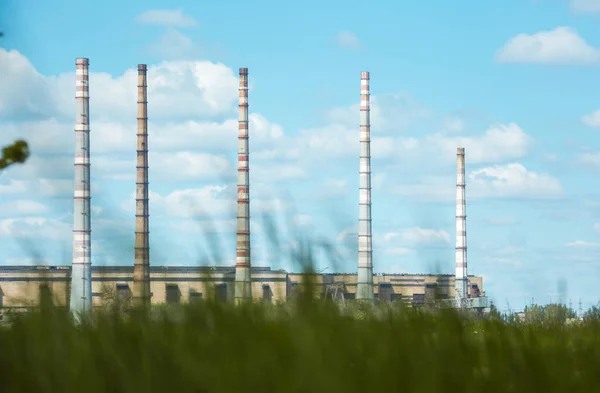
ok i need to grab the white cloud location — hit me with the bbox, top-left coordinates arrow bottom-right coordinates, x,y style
145,29 -> 201,60
135,8 -> 198,28
565,240 -> 600,247
0,50 -> 56,119
427,123 -> 532,164
318,179 -> 349,198
336,225 -> 357,243
0,48 -> 287,191
325,93 -> 431,132
292,214 -> 314,228
253,164 -> 306,182
571,0 -> 600,13
151,152 -> 233,181
0,49 -> 241,123
393,163 -> 562,201
0,179 -> 27,194
383,227 -> 451,248
581,109 -> 600,128
0,217 -> 71,240
469,163 -> 563,199
579,152 -> 600,169
336,31 -> 360,50
0,200 -> 48,216
442,115 -> 465,133
495,27 -> 600,65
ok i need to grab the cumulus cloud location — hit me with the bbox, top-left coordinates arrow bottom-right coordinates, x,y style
0,49 -> 242,123
393,163 -> 562,201
0,200 -> 49,217
427,123 -> 532,164
267,121 -> 530,169
336,31 -> 360,50
579,152 -> 600,170
325,93 -> 431,132
145,29 -> 201,60
469,163 -> 563,199
0,217 -> 71,240
571,0 -> 600,13
581,109 -> 600,127
442,115 -> 465,133
0,50 -> 57,119
0,48 -> 285,183
495,27 -> 600,65
135,8 -> 198,28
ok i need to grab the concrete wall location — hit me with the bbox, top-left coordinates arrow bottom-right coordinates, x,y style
0,266 -> 485,309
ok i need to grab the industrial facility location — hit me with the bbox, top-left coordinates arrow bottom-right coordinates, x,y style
0,59 -> 488,312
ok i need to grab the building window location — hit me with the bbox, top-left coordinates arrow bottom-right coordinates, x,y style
116,284 -> 131,302
215,284 -> 228,301
379,283 -> 393,302
166,284 -> 180,304
262,284 -> 272,302
189,290 -> 202,303
412,293 -> 425,306
425,283 -> 438,304
391,293 -> 404,303
39,283 -> 52,302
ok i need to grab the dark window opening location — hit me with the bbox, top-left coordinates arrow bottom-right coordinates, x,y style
425,283 -> 438,304
116,284 -> 131,301
215,284 -> 228,301
379,283 -> 393,302
39,283 -> 52,302
262,284 -> 272,302
412,293 -> 425,306
391,293 -> 404,302
166,284 -> 181,304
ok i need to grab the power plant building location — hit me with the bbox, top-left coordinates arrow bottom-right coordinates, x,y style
0,61 -> 489,313
0,266 -> 485,310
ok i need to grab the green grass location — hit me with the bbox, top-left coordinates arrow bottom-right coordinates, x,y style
1,288 -> 600,392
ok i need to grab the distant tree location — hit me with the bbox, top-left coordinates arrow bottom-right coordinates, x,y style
544,303 -> 576,324
0,140 -> 29,170
523,304 -> 545,324
521,303 -> 577,325
487,302 -> 503,320
583,305 -> 600,322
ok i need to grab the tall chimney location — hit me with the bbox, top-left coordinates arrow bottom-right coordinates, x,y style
70,57 -> 92,314
133,64 -> 151,306
455,147 -> 468,307
234,67 -> 252,302
356,71 -> 374,301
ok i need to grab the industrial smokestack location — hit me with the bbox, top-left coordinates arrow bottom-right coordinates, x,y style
234,67 -> 252,302
356,71 -> 374,301
133,64 -> 151,306
455,147 -> 468,307
70,57 -> 92,314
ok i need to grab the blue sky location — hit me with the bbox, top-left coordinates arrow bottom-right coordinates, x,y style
2,0 -> 600,312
